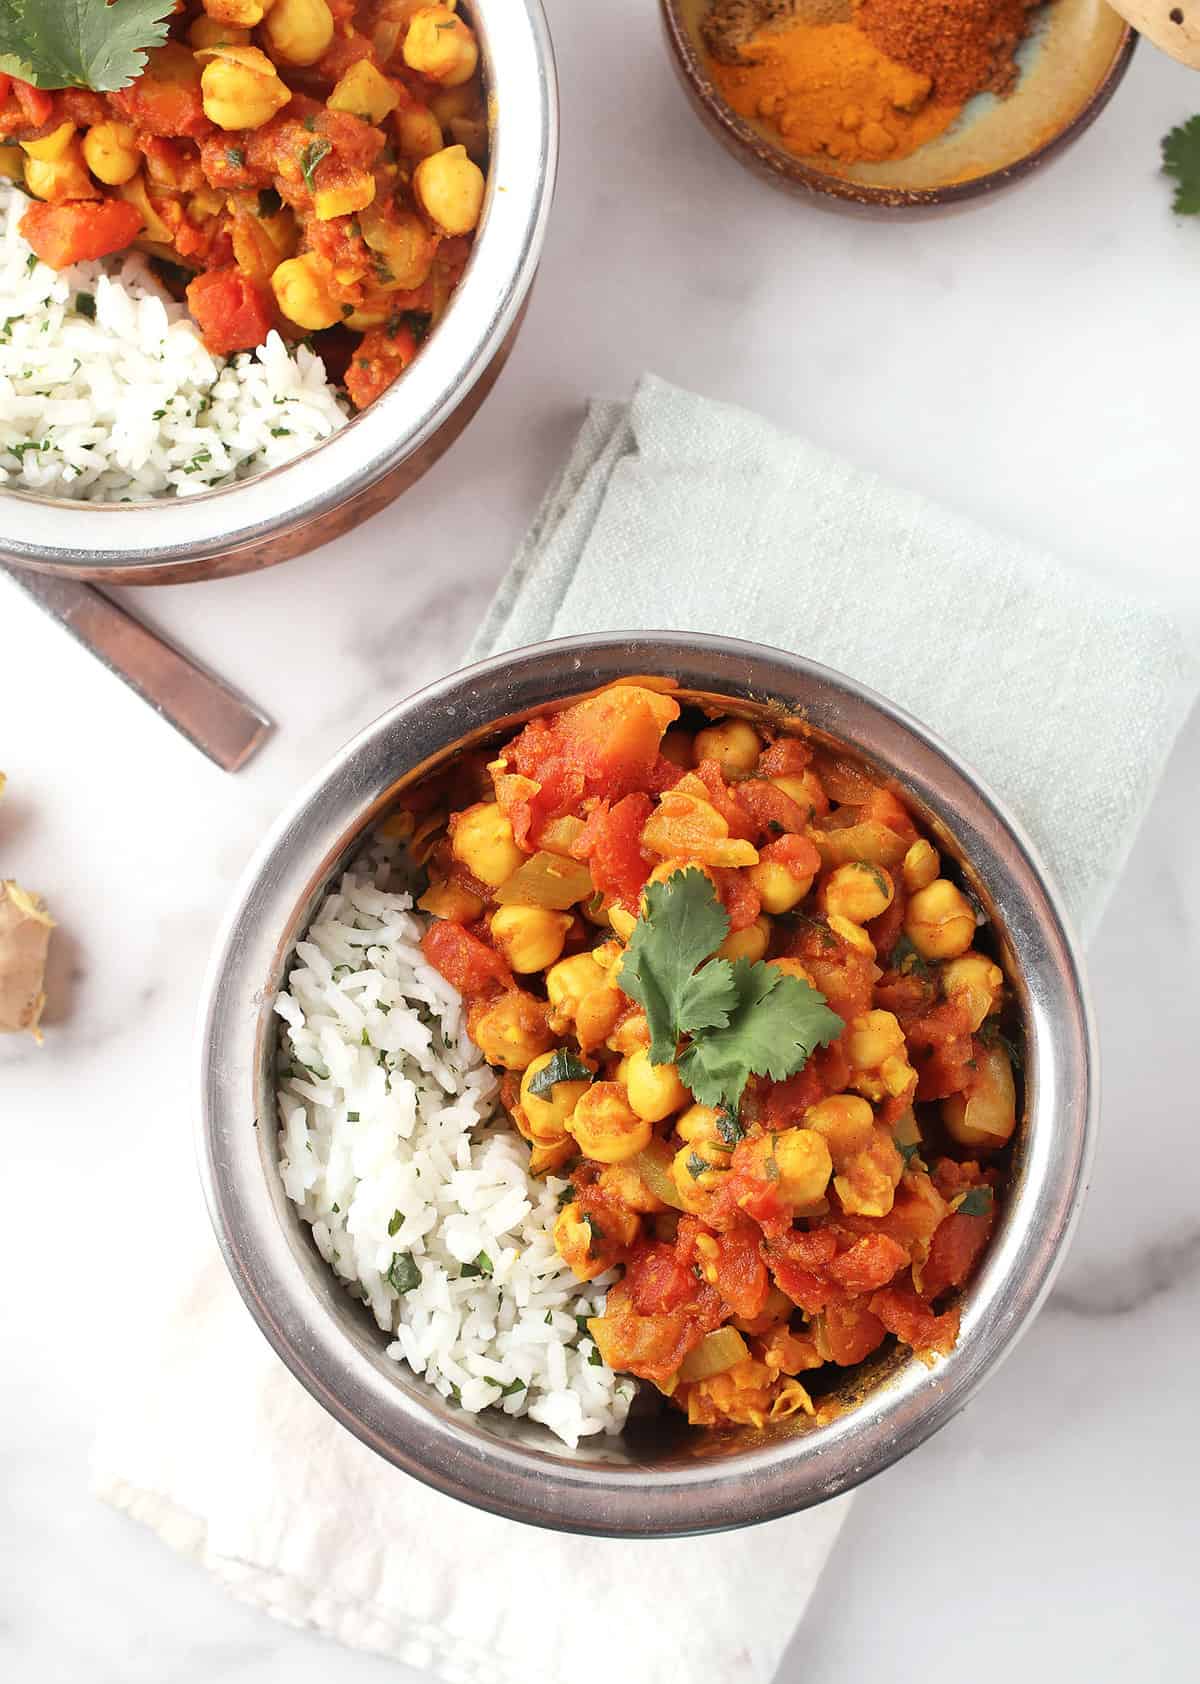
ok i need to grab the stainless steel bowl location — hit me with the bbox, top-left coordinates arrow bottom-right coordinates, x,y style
0,0 -> 557,586
198,633 -> 1096,1536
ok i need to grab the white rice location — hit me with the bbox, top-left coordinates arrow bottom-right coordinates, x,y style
274,835 -> 634,1448
0,180 -> 348,500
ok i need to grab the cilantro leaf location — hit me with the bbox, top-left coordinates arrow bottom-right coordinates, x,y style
0,0 -> 175,91
527,1048 -> 592,1099
678,958 -> 844,1111
955,1187 -> 993,1218
618,868 -> 733,1062
386,1252 -> 420,1294
300,136 -> 333,190
1163,115 -> 1200,216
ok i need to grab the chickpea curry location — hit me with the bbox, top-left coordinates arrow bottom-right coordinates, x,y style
0,1 -> 489,409
407,682 -> 1021,1431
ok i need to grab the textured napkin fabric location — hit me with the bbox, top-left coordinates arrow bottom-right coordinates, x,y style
94,375 -> 1197,1684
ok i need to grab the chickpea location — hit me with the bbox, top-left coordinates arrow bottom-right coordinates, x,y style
429,80 -> 481,127
824,861 -> 894,926
671,1142 -> 726,1213
20,122 -> 77,162
271,253 -> 341,330
199,47 -> 291,130
827,915 -> 876,959
941,952 -> 1004,1032
81,122 -> 140,186
943,1043 -> 1017,1149
328,60 -> 401,124
675,1103 -> 723,1146
606,1009 -> 650,1057
660,729 -> 694,770
804,1094 -> 875,1170
519,1049 -> 591,1141
770,1127 -> 833,1207
554,1201 -> 622,1282
625,1046 -> 689,1123
403,5 -> 480,86
467,990 -> 553,1072
902,838 -> 939,893
189,16 -> 253,47
846,1009 -> 915,1104
490,905 -> 571,974
546,952 -> 607,1024
203,0 -> 269,24
395,102 -> 443,159
569,1083 -> 652,1164
413,143 -> 485,236
262,0 -> 334,66
599,1163 -> 667,1215
24,145 -> 93,202
718,913 -> 770,963
694,717 -> 761,775
364,209 -> 438,291
766,955 -> 815,986
771,771 -> 827,819
748,858 -> 810,916
834,1130 -> 904,1218
449,800 -> 523,889
905,879 -> 976,961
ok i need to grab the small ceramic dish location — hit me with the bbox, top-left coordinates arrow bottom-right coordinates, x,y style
660,0 -> 1136,210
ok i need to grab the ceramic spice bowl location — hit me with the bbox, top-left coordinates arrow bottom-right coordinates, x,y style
660,0 -> 1136,210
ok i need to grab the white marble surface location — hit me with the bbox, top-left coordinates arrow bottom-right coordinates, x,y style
4,3 -> 1200,1679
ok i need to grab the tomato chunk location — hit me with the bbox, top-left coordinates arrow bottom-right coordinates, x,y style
571,793 -> 652,908
344,321 -> 419,409
186,267 -> 274,356
13,80 -> 53,126
19,199 -> 143,270
420,920 -> 511,997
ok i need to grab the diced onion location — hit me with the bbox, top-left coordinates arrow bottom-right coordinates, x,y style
493,851 -> 592,909
678,1327 -> 748,1383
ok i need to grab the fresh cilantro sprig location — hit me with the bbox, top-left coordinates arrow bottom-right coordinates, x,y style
0,0 -> 175,92
618,869 -> 844,1112
1162,115 -> 1200,216
618,868 -> 736,1063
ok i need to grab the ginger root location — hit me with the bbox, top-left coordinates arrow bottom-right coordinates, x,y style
0,881 -> 55,1040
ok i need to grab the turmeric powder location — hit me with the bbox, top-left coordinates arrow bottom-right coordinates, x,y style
708,18 -> 963,165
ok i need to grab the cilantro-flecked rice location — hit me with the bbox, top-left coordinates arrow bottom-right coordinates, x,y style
274,834 -> 634,1449
0,181 -> 348,501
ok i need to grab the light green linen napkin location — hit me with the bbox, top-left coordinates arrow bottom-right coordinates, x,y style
472,375 -> 1197,942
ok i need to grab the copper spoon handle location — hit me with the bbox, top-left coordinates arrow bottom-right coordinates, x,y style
3,567 -> 272,773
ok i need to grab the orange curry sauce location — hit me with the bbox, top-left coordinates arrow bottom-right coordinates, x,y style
0,3 -> 488,409
411,684 -> 1019,1429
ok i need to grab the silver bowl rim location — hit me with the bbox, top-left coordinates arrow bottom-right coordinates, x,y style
197,631 -> 1097,1537
0,0 -> 558,575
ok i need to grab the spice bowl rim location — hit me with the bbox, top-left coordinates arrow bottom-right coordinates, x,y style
659,0 -> 1137,211
197,631 -> 1096,1537
0,0 -> 558,584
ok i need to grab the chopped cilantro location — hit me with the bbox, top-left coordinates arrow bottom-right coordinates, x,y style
685,1151 -> 708,1180
300,137 -> 332,188
895,1137 -> 921,1167
25,253 -> 37,272
556,1181 -> 576,1209
182,449 -> 212,474
498,1377 -> 526,1397
528,1049 -> 592,1100
715,1105 -> 745,1148
361,1028 -> 370,1046
889,934 -> 933,980
347,1110 -> 359,1121
461,1251 -> 494,1278
11,439 -> 49,458
270,426 -> 291,436
225,146 -> 245,169
956,1187 -> 994,1218
387,1210 -> 404,1236
75,291 -> 96,318
152,407 -> 166,419
386,1252 -> 420,1294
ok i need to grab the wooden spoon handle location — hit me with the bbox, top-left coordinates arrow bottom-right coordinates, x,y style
1107,0 -> 1200,68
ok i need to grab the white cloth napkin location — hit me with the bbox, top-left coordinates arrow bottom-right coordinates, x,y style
94,374 -> 1198,1683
